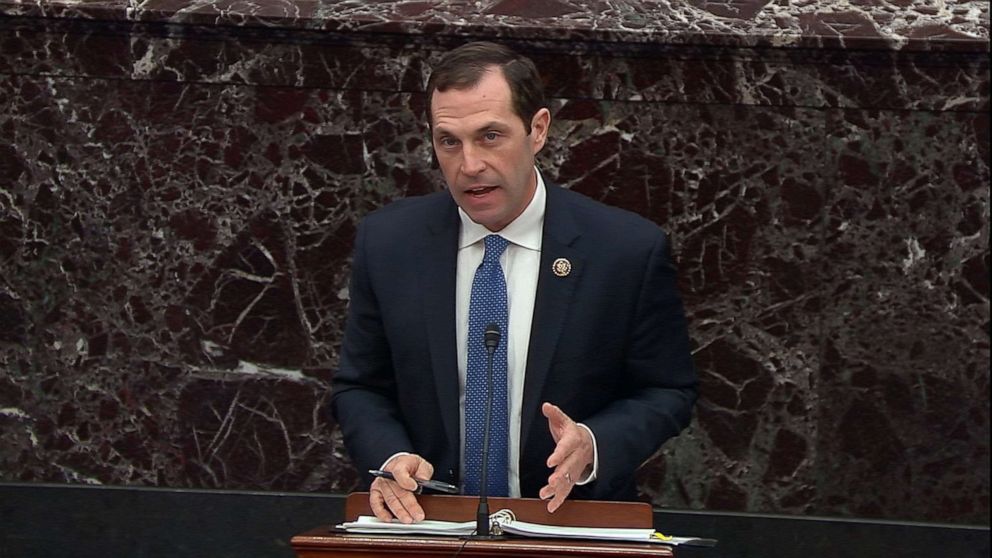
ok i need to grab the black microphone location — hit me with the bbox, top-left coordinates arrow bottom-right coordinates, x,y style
475,322 -> 501,538
484,324 -> 500,350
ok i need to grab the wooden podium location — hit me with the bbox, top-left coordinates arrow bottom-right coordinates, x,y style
291,492 -> 674,557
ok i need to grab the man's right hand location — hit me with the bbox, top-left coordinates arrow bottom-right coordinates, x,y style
369,454 -> 434,524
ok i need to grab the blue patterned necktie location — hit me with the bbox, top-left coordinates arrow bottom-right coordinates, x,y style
463,234 -> 510,497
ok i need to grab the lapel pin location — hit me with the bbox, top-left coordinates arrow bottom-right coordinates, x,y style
552,258 -> 572,277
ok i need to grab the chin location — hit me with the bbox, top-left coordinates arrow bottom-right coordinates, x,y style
470,213 -> 504,231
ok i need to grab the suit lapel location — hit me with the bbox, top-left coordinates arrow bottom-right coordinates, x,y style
520,184 -> 584,452
420,196 -> 461,457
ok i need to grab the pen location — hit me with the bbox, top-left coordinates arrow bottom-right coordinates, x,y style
368,469 -> 460,494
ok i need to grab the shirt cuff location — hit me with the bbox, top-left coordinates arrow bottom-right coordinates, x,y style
379,452 -> 412,471
574,423 -> 599,485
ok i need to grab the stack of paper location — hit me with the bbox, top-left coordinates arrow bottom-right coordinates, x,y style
337,511 -> 716,547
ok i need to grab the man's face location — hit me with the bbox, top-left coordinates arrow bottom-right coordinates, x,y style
430,68 -> 550,232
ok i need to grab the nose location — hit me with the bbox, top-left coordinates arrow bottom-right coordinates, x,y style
460,144 -> 486,176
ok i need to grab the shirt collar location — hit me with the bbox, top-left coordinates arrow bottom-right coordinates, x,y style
458,168 -> 546,251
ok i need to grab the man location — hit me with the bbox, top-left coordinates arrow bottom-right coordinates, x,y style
331,42 -> 697,524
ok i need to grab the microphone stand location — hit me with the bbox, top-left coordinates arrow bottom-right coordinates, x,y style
473,324 -> 501,538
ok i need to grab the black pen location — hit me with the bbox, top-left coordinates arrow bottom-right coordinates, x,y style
368,469 -> 460,494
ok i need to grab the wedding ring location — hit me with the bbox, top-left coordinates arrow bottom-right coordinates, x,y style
564,472 -> 572,484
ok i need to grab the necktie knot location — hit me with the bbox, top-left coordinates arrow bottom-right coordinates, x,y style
483,235 -> 509,264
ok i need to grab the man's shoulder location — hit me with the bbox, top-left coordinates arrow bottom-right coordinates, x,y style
361,190 -> 453,228
549,184 -> 665,241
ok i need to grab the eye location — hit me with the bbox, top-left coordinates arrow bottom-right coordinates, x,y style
483,131 -> 500,142
437,136 -> 460,148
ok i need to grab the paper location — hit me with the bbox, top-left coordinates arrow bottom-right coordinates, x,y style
501,518 -> 657,541
337,510 -> 715,546
339,516 -> 477,536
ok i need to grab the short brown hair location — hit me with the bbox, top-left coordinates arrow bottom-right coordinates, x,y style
426,41 -> 546,134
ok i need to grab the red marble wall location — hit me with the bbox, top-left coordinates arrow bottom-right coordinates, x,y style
0,0 -> 988,523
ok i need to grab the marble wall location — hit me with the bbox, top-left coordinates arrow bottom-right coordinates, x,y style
1,0 -> 988,523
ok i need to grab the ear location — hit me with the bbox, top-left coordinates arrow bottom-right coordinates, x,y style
529,107 -> 551,154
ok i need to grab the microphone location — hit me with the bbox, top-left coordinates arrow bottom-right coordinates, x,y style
484,324 -> 500,350
475,322 -> 501,538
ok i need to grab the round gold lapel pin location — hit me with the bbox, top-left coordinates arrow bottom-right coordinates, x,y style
552,258 -> 572,277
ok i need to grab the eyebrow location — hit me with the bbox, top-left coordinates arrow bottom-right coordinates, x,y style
433,121 -> 509,137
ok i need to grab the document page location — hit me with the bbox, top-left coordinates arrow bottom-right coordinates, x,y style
337,511 -> 716,546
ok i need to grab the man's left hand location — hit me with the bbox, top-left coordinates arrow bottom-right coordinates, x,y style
538,402 -> 594,513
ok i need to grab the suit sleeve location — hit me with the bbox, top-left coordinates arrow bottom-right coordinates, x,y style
579,231 -> 698,499
330,219 -> 415,477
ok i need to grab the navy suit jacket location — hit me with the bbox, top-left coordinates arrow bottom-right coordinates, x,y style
331,181 -> 697,501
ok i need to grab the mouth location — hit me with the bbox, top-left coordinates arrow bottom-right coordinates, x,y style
465,185 -> 498,197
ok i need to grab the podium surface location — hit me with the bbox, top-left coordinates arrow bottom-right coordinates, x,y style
291,493 -> 674,557
292,528 -> 673,557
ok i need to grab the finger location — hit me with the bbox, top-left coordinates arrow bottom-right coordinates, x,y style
551,423 -> 595,472
546,430 -> 580,468
547,487 -> 570,513
546,470 -> 573,513
381,490 -> 418,525
369,486 -> 395,522
371,478 -> 416,523
538,459 -> 575,502
377,478 -> 425,524
543,442 -> 592,510
547,417 -> 589,468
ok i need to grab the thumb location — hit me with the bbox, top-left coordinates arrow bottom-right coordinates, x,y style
542,402 -> 570,441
